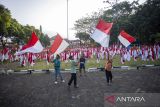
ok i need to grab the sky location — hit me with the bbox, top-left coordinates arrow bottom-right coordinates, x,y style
0,0 -> 146,40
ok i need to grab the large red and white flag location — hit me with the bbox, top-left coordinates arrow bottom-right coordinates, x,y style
16,32 -> 43,55
118,30 -> 136,47
50,34 -> 69,54
91,19 -> 113,47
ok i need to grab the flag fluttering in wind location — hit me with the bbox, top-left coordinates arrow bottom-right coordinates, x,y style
50,34 -> 69,54
91,19 -> 113,47
118,30 -> 136,47
16,32 -> 44,55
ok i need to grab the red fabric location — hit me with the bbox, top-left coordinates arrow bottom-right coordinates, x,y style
120,30 -> 136,43
2,48 -> 8,55
28,53 -> 33,64
50,34 -> 63,53
47,52 -> 50,62
21,32 -> 38,50
96,19 -> 113,34
151,47 -> 154,60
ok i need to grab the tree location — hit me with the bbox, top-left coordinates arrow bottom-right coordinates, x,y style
0,4 -> 51,49
75,32 -> 90,41
151,33 -> 160,43
39,33 -> 50,47
7,18 -> 25,44
74,11 -> 102,35
0,4 -> 11,48
129,0 -> 160,43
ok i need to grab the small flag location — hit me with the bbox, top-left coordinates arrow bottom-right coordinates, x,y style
16,32 -> 44,55
91,19 -> 113,47
50,34 -> 69,54
118,30 -> 136,47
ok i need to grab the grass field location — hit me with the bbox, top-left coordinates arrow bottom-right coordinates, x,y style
11,55 -> 160,70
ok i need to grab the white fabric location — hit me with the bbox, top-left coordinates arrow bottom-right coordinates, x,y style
91,29 -> 110,47
16,40 -> 43,55
54,40 -> 69,55
118,35 -> 131,47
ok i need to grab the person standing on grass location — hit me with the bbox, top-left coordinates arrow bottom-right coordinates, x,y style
104,53 -> 113,85
53,54 -> 65,84
68,55 -> 78,88
79,54 -> 86,76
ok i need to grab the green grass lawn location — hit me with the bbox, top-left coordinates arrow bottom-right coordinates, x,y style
14,55 -> 160,70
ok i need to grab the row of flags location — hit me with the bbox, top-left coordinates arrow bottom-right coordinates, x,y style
1,44 -> 160,65
91,19 -> 136,48
15,19 -> 136,56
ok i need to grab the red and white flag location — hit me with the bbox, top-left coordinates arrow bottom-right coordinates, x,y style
50,34 -> 69,54
91,19 -> 113,47
16,32 -> 44,55
118,30 -> 136,47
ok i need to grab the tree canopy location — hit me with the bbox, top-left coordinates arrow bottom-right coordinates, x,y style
0,4 -> 50,49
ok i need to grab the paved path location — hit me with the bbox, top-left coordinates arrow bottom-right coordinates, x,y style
0,67 -> 160,107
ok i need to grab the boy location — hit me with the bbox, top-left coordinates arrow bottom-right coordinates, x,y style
53,54 -> 65,84
79,54 -> 86,76
68,56 -> 78,88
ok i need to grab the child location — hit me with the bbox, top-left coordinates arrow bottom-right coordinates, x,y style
79,54 -> 86,76
68,55 -> 78,88
53,54 -> 65,84
105,53 -> 113,85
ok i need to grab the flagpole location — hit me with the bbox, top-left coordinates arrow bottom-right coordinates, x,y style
67,0 -> 69,40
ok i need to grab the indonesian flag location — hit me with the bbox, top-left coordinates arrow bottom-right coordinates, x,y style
16,32 -> 43,55
91,19 -> 113,47
118,30 -> 136,47
50,34 -> 69,54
